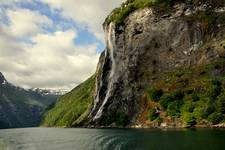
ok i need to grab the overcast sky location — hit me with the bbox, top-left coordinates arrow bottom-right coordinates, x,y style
0,0 -> 124,90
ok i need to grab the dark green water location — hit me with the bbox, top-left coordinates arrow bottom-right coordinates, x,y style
0,128 -> 224,150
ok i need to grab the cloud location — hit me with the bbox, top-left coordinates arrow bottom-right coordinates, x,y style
3,8 -> 52,37
41,0 -> 125,41
0,28 -> 99,90
0,6 -> 99,90
23,30 -> 99,89
0,0 -> 125,90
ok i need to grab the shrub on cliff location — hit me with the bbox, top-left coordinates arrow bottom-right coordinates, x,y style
217,93 -> 225,114
167,101 -> 182,117
171,90 -> 184,100
148,87 -> 163,102
149,108 -> 159,121
181,101 -> 195,113
207,80 -> 222,99
159,90 -> 184,110
159,94 -> 173,109
204,105 -> 216,118
208,112 -> 223,125
182,112 -> 197,127
191,93 -> 200,102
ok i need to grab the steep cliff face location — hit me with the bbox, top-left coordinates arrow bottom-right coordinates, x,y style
87,2 -> 225,126
42,1 -> 225,128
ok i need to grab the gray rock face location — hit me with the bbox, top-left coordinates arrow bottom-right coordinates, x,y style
88,3 -> 225,126
0,72 -> 6,84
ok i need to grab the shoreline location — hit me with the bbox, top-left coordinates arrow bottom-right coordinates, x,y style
1,124 -> 225,130
79,123 -> 225,129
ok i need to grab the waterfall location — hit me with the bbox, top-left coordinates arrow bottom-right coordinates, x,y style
93,23 -> 116,120
92,78 -> 102,111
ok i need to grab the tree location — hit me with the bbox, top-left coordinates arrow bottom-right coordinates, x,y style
181,101 -> 195,113
208,112 -> 223,125
167,101 -> 182,117
148,87 -> 163,102
218,93 -> 225,114
182,112 -> 196,127
159,94 -> 173,110
207,80 -> 221,99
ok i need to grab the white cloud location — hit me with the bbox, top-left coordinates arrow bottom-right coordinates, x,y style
0,6 -> 100,90
41,0 -> 125,41
0,0 -> 125,90
0,28 -> 99,90
4,8 -> 52,37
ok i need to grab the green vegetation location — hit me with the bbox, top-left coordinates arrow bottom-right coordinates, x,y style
105,0 -> 171,25
105,0 -> 224,25
148,87 -> 163,101
167,101 -> 182,117
181,101 -> 195,113
207,80 -> 222,99
149,108 -> 159,121
182,112 -> 196,127
148,108 -> 162,125
155,117 -> 163,125
42,75 -> 96,127
147,58 -> 225,127
158,90 -> 183,110
159,94 -> 174,109
208,112 -> 223,125
217,93 -> 225,114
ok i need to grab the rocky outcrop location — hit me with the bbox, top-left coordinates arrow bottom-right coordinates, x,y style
87,2 -> 225,126
0,72 -> 6,84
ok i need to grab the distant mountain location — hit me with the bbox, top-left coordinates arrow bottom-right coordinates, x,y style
0,72 -> 59,129
30,88 -> 68,96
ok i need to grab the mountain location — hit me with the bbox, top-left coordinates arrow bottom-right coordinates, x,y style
30,88 -> 68,96
0,72 -> 58,129
43,0 -> 225,128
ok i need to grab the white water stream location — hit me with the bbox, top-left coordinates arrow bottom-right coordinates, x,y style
93,23 -> 117,120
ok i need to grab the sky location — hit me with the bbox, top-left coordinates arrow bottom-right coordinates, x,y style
0,0 -> 124,90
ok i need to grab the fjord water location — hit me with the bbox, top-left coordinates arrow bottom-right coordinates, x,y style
0,128 -> 225,150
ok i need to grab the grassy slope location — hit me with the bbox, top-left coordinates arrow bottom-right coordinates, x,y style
42,75 -> 96,127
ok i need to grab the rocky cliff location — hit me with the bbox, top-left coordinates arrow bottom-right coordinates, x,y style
43,0 -> 225,128
87,0 -> 225,127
